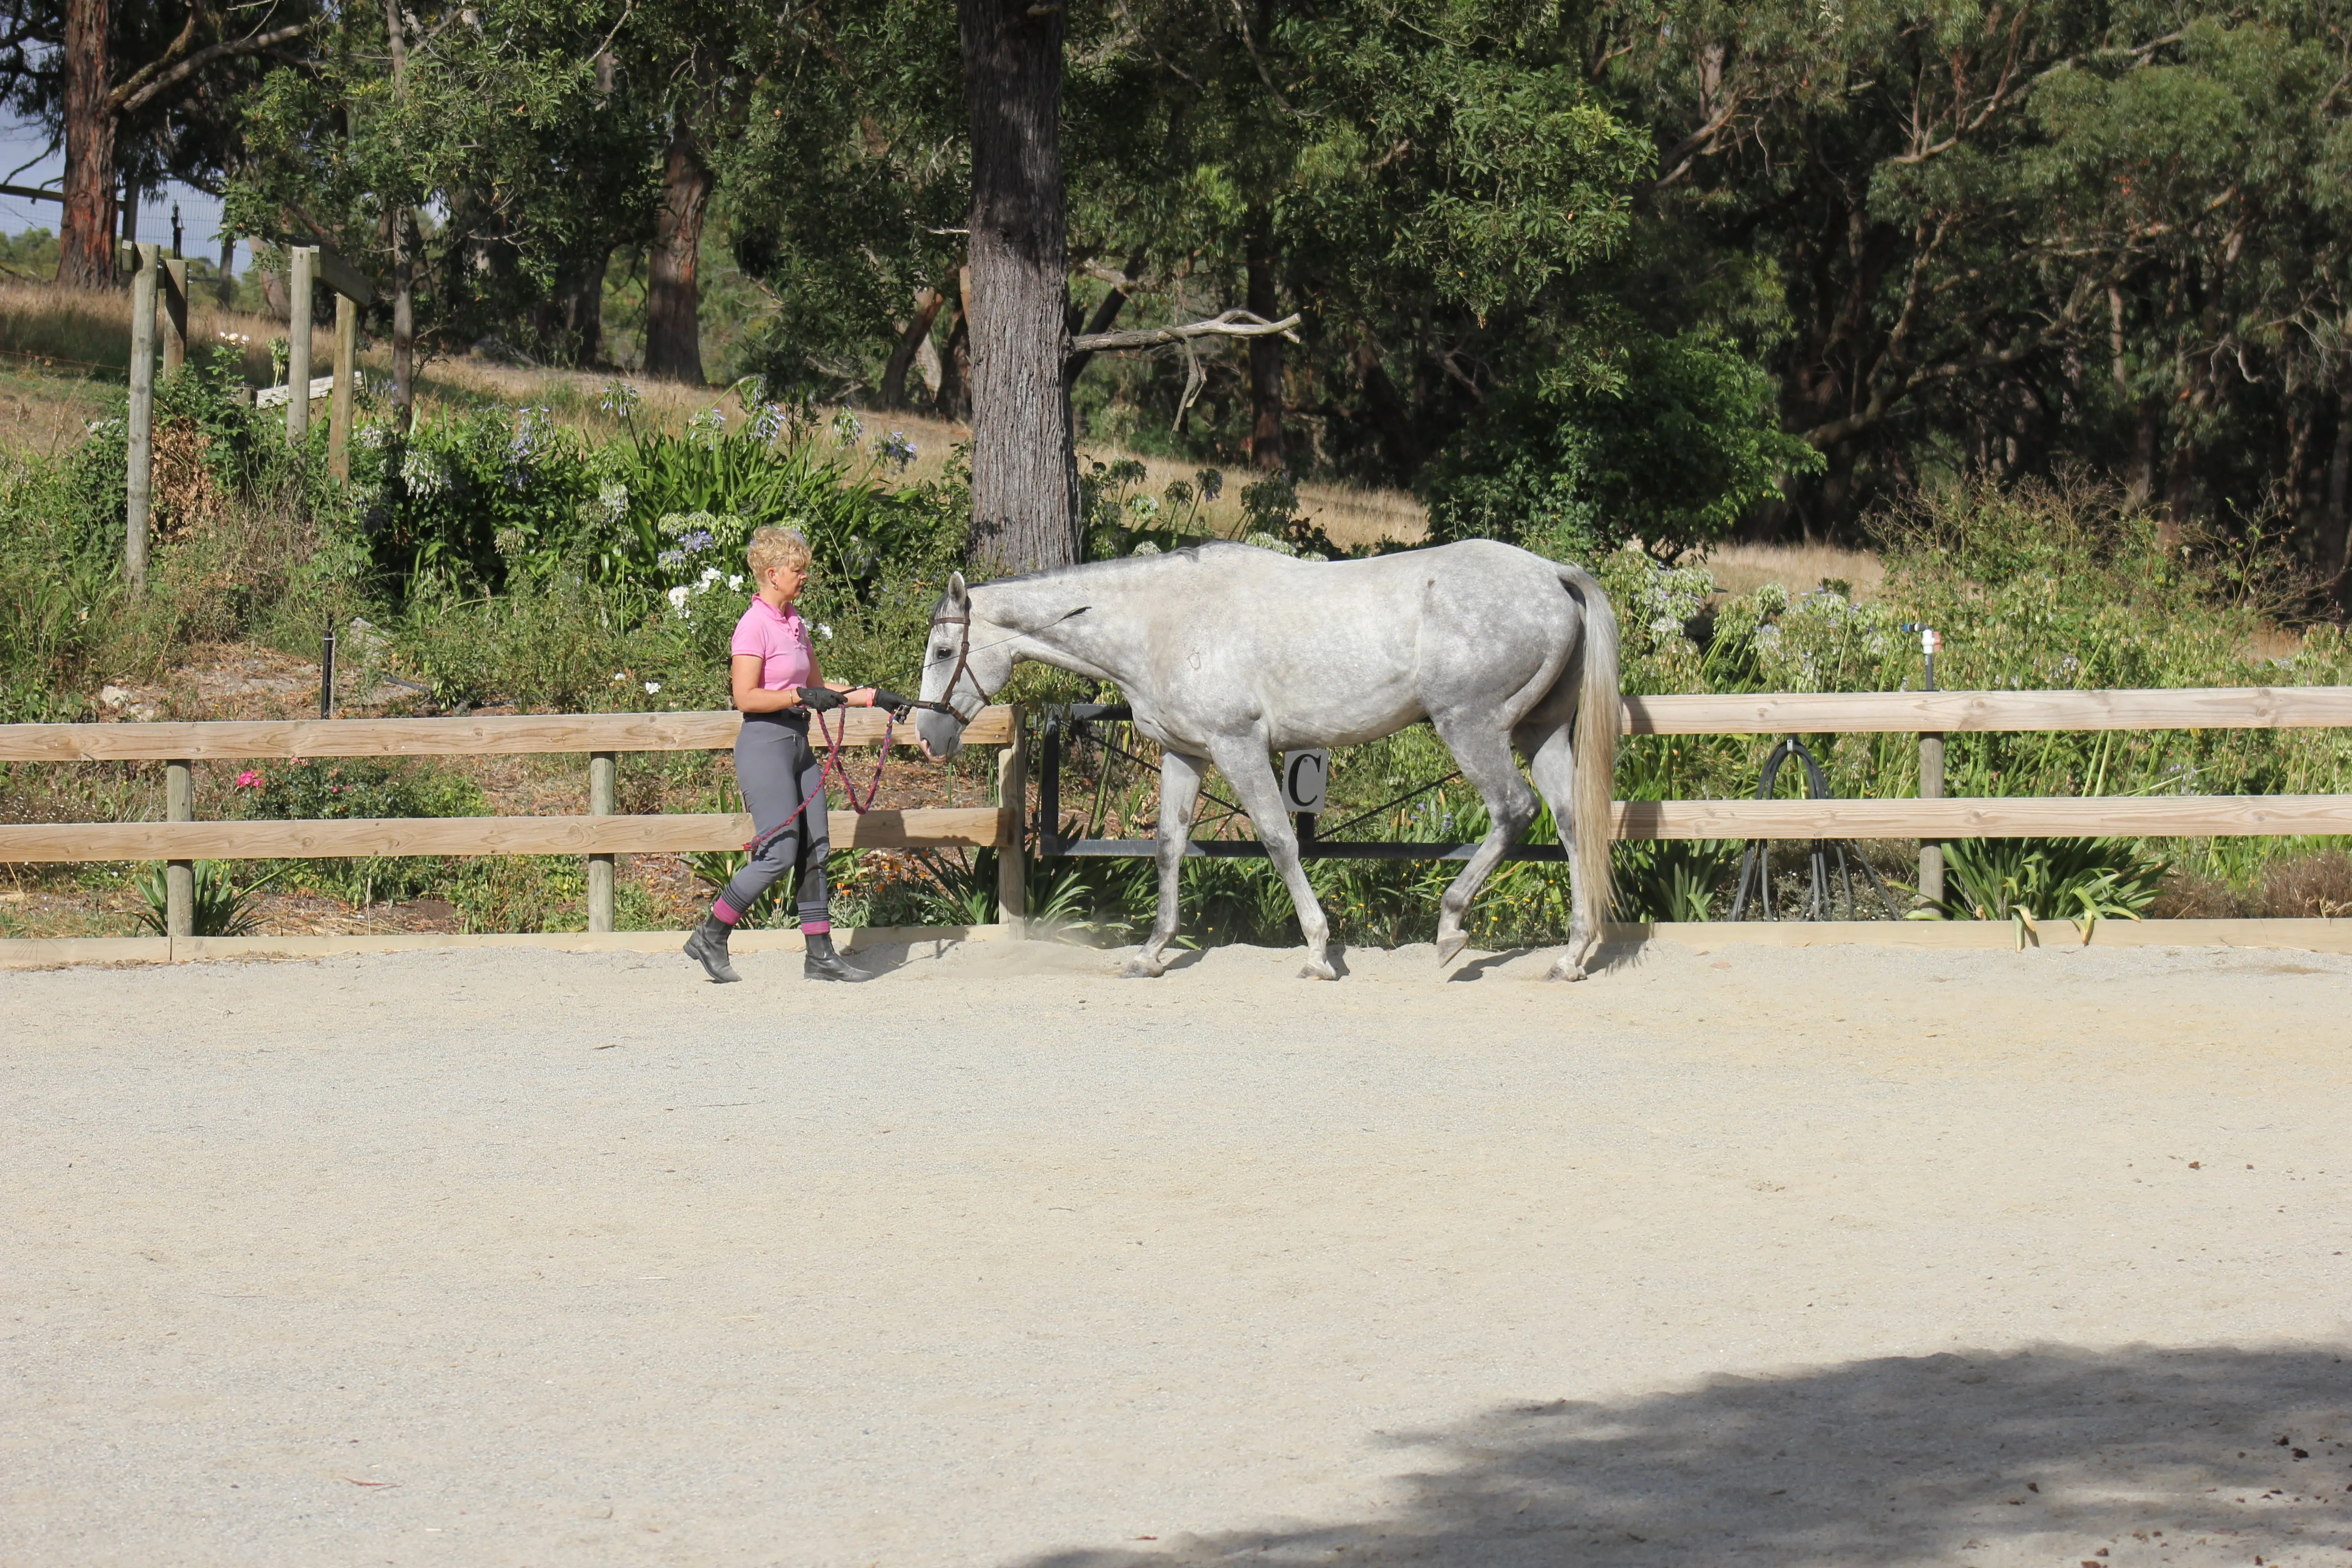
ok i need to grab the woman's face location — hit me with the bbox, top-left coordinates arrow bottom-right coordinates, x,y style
764,560 -> 810,603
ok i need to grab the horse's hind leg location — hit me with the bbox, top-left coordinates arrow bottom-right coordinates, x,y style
1519,720 -> 1592,980
1430,717 -> 1539,965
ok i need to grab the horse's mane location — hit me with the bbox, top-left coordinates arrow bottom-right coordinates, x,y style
983,540 -> 1270,591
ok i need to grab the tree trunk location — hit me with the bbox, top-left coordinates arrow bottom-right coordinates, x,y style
390,214 -> 416,431
383,0 -> 414,430
882,274 -> 952,411
936,299 -> 970,422
960,0 -> 1080,573
1353,333 -> 1421,475
55,0 -> 115,288
1063,248 -> 1144,388
2322,384 -> 2352,597
1245,208 -> 1285,471
645,116 -> 712,384
535,245 -> 611,366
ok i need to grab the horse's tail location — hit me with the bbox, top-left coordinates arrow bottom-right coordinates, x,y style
1558,562 -> 1620,927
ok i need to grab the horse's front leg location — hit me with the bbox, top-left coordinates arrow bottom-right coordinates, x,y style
1206,736 -> 1338,980
1123,749 -> 1205,979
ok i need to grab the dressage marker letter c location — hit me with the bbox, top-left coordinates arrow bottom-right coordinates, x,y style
1281,749 -> 1331,815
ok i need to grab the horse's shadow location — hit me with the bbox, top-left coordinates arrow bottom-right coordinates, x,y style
1018,1344 -> 2352,1567
1442,936 -> 1646,983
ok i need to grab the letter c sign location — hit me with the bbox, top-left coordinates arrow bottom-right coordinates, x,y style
1280,749 -> 1330,814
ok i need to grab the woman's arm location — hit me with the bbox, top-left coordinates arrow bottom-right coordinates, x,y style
732,656 -> 874,711
731,655 -> 799,712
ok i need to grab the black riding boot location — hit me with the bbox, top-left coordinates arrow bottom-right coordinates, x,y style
803,929 -> 867,983
684,915 -> 740,984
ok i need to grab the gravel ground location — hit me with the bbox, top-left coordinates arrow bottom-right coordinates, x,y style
5,935 -> 2351,1568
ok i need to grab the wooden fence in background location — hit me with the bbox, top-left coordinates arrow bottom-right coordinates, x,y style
0,706 -> 1026,938
4,686 -> 2351,939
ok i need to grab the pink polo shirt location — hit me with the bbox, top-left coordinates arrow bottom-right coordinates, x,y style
730,595 -> 814,692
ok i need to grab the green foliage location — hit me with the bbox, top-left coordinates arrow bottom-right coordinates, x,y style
131,861 -> 279,937
1426,329 -> 1825,562
234,756 -> 485,905
1938,838 -> 2171,926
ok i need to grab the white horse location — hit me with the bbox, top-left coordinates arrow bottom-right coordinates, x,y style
916,539 -> 1621,981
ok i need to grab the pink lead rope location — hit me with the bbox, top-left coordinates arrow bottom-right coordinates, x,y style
740,706 -> 898,862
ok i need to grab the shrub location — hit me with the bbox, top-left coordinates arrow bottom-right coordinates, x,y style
233,756 -> 485,904
1425,328 -> 1822,563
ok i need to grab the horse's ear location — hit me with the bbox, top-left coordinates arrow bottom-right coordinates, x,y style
947,570 -> 968,607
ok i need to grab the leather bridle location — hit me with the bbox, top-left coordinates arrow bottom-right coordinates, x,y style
925,608 -> 979,725
923,602 -> 1089,726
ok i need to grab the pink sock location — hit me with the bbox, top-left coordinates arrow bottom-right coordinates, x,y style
711,899 -> 741,926
801,920 -> 830,936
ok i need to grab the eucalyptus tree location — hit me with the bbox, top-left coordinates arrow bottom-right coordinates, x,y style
0,0 -> 315,285
228,0 -> 629,422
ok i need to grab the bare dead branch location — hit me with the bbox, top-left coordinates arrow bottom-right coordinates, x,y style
116,20 -> 313,115
1069,309 -> 1301,357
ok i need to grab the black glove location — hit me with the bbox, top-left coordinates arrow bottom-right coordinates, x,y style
794,686 -> 845,713
868,688 -> 916,717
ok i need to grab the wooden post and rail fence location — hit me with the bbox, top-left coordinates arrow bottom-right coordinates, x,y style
2,686 -> 2350,956
120,239 -> 375,595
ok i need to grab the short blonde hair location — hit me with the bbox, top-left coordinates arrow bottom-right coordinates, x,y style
746,525 -> 812,578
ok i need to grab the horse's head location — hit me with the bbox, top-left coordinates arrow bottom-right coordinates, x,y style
916,572 -> 1009,760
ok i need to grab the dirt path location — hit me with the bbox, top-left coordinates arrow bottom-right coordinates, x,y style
5,936 -> 2351,1567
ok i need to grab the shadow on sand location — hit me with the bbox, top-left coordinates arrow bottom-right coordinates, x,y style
1024,1345 -> 2352,1566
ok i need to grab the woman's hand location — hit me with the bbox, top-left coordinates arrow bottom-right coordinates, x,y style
794,686 -> 846,713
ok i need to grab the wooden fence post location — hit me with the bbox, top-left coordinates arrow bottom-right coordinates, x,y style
996,706 -> 1027,934
286,245 -> 316,446
329,294 -> 357,481
587,751 -> 616,932
1918,733 -> 1945,909
166,759 -> 194,939
160,257 -> 188,377
125,243 -> 159,596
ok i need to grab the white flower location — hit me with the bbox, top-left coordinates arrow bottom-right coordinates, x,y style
400,449 -> 450,498
695,566 -> 722,593
596,480 -> 628,522
612,671 -> 626,683
644,681 -> 662,694
727,574 -> 744,592
666,584 -> 691,621
816,623 -> 833,640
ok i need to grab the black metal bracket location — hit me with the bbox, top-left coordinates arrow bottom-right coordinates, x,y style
1727,735 -> 1902,921
1033,703 -> 1567,863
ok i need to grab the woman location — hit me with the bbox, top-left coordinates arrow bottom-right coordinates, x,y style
684,525 -> 875,985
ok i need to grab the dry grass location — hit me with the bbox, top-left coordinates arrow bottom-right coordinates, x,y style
0,363 -> 117,460
1699,539 -> 1888,602
0,279 -> 296,389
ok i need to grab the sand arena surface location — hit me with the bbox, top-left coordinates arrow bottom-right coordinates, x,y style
5,936 -> 2352,1567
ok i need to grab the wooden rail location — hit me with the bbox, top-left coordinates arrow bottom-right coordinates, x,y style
1621,686 -> 2352,735
1616,795 -> 2352,839
0,705 -> 1028,936
5,690 -> 2351,940
0,809 -> 1005,862
0,706 -> 1014,762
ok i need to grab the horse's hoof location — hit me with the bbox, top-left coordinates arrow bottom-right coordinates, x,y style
1120,958 -> 1164,980
1434,933 -> 1468,965
1546,960 -> 1588,983
1298,961 -> 1338,981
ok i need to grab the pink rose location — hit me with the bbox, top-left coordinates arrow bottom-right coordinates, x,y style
233,769 -> 262,789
